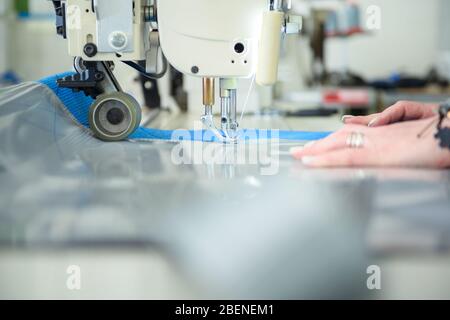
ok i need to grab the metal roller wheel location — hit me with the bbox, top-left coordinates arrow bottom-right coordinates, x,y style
88,92 -> 142,141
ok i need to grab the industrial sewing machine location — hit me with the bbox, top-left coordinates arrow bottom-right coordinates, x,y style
50,0 -> 301,141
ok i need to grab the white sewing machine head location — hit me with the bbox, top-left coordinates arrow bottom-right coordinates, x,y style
51,0 -> 300,141
158,0 -> 266,79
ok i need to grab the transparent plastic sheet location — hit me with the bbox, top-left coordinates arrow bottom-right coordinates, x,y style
0,81 -> 450,299
0,81 -> 368,298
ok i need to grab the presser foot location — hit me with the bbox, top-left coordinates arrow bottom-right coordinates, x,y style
201,114 -> 239,144
223,121 -> 240,142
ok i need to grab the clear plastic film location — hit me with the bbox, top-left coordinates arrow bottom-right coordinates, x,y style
1,81 -> 450,299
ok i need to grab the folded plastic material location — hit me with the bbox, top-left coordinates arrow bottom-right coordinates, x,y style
38,72 -> 332,142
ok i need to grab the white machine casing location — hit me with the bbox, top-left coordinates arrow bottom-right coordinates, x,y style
64,0 -> 272,81
157,0 -> 268,79
64,0 -> 147,61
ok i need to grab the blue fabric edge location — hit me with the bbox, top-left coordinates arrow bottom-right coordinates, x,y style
37,72 -> 332,142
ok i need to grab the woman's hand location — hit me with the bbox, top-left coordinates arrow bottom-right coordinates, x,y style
291,118 -> 450,169
342,101 -> 438,127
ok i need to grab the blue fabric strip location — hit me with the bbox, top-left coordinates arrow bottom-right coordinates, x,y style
38,73 -> 332,142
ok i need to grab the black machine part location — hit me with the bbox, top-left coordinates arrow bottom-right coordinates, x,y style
436,102 -> 450,150
57,60 -> 120,99
51,1 -> 66,38
57,59 -> 141,142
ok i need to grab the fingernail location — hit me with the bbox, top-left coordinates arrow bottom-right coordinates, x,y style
301,156 -> 316,166
290,146 -> 303,155
341,115 -> 354,123
368,117 -> 379,127
304,141 -> 316,148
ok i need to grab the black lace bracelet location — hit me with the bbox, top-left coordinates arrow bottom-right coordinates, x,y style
436,103 -> 450,150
